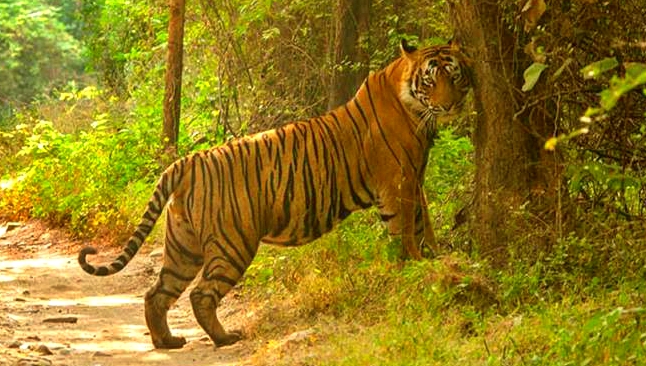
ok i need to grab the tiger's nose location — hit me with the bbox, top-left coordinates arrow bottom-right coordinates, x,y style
441,101 -> 456,113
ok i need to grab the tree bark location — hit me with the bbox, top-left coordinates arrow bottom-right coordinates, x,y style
448,0 -> 561,265
163,0 -> 186,156
327,0 -> 370,110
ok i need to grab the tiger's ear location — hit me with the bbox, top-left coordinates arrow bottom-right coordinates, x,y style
400,39 -> 417,58
447,37 -> 462,51
448,37 -> 474,82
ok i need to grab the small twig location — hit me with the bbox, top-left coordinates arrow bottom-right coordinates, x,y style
513,88 -> 589,120
43,316 -> 78,324
483,337 -> 492,358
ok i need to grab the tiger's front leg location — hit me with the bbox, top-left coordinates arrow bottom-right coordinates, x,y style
398,167 -> 438,260
379,172 -> 436,260
416,189 -> 438,258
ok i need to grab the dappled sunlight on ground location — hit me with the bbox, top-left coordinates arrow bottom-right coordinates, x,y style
0,256 -> 71,270
45,295 -> 144,307
0,222 -> 256,365
73,339 -> 154,353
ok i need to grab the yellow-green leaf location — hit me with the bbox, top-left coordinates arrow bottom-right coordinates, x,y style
581,57 -> 619,79
544,137 -> 558,151
522,62 -> 548,92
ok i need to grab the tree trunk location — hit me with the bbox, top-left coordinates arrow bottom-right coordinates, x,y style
163,0 -> 186,156
448,0 -> 561,266
327,0 -> 370,110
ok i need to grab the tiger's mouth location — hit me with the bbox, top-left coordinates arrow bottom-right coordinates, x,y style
431,100 -> 467,117
431,99 -> 468,123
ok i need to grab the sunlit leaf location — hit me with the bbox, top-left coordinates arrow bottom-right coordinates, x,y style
608,175 -> 641,191
583,107 -> 603,117
581,57 -> 618,79
262,27 -> 280,40
625,62 -> 646,79
599,87 -> 620,110
544,137 -> 558,151
59,92 -> 74,101
522,62 -> 548,92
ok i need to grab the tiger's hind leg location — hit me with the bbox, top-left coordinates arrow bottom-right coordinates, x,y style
145,216 -> 204,349
190,241 -> 249,347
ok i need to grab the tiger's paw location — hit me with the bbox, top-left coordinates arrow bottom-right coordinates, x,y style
153,335 -> 187,349
214,330 -> 243,347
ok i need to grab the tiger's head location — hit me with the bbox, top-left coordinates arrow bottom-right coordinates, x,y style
399,39 -> 472,124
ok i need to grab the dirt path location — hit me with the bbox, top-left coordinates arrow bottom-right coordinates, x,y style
0,222 -> 261,366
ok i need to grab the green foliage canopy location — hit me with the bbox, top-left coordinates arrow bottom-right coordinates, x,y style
0,0 -> 82,110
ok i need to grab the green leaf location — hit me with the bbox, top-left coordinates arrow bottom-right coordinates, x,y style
581,57 -> 619,79
522,62 -> 548,92
599,87 -> 620,110
261,27 -> 280,40
625,62 -> 646,81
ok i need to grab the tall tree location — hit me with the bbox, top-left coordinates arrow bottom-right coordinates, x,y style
448,0 -> 560,265
327,0 -> 370,110
163,0 -> 186,155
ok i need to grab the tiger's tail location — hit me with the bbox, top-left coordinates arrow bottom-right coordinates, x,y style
78,158 -> 186,276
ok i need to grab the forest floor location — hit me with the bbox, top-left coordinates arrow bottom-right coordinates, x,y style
0,221 -> 316,366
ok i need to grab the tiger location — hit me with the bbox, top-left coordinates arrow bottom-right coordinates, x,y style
78,39 -> 472,349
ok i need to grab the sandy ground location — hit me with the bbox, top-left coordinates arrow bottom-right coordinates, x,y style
0,222 -> 267,366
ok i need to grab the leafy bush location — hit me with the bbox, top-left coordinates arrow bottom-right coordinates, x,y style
0,87 -> 162,237
425,128 -> 474,241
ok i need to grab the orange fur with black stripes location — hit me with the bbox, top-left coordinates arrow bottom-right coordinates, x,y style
78,40 -> 471,349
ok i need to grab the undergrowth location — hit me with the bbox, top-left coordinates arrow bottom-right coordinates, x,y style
0,81 -> 228,238
242,210 -> 646,365
237,129 -> 646,365
0,86 -> 161,237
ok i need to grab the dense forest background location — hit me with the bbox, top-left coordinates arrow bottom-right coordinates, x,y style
0,0 -> 452,233
1,0 -> 646,364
